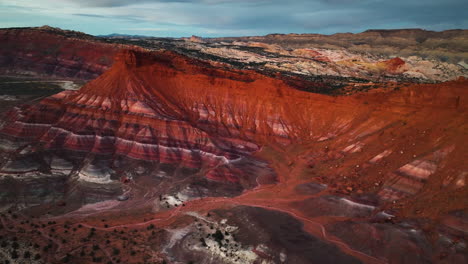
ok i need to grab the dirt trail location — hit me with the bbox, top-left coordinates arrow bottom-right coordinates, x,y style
60,145 -> 385,263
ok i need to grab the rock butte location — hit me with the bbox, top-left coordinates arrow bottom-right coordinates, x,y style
1,48 -> 466,206
0,27 -> 466,264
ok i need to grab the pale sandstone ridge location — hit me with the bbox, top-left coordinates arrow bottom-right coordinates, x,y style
1,27 -> 466,85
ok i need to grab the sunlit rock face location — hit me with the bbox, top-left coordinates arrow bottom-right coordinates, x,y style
0,50 -> 280,200
0,31 -> 466,263
0,48 -> 466,216
193,29 -> 468,83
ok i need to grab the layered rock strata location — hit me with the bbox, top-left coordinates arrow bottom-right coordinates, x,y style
0,49 -> 466,216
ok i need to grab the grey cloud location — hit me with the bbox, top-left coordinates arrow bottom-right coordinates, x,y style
199,0 -> 468,34
1,0 -> 466,36
73,13 -> 108,18
73,13 -> 147,23
66,0 -> 184,7
64,0 -> 264,7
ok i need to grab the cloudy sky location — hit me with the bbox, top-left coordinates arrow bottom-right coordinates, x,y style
0,0 -> 466,37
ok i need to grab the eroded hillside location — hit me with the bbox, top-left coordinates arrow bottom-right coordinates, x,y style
0,28 -> 466,264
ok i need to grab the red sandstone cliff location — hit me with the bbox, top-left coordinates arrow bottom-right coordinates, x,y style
0,26 -> 124,79
0,49 -> 466,217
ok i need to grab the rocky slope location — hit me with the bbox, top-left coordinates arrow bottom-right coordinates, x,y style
2,27 -> 466,86
0,26 -> 124,79
0,50 -> 278,204
181,30 -> 468,83
209,29 -> 468,64
0,28 -> 466,264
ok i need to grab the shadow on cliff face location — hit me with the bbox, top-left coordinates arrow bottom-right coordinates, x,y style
0,76 -> 81,113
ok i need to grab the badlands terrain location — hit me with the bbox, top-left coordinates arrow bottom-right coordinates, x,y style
0,26 -> 466,264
